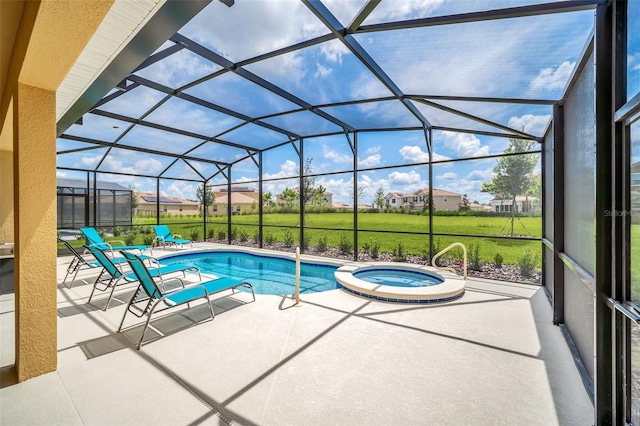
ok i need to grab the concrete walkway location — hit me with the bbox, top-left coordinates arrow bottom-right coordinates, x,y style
1,244 -> 593,425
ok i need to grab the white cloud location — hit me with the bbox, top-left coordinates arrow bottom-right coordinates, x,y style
320,41 -> 349,63
350,73 -> 393,100
629,53 -> 640,71
432,152 -> 452,162
441,131 -> 490,158
80,155 -> 102,168
437,172 -> 457,182
315,63 -> 332,78
263,159 -> 298,180
399,145 -> 429,163
163,181 -> 198,199
465,169 -> 494,181
323,146 -> 351,163
365,146 -> 381,155
357,154 -> 381,168
388,170 -> 422,185
529,61 -> 575,92
367,0 -> 444,22
508,114 -> 552,136
132,158 -> 163,175
136,50 -> 219,88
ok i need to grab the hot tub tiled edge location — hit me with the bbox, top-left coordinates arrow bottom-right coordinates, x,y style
335,262 -> 465,304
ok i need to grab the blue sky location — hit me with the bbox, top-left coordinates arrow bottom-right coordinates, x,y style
56,0 -> 605,205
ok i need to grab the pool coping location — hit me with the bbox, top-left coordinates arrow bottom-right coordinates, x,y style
335,262 -> 466,303
158,245 -> 465,303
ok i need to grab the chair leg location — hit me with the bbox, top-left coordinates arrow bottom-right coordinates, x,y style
68,264 -> 84,289
103,277 -> 123,310
63,258 -> 80,288
137,300 -> 161,350
118,286 -> 141,332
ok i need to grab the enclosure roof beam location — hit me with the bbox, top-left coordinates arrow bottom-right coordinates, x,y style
59,134 -> 231,167
170,33 -> 355,131
356,0 -> 604,33
302,0 -> 432,128
413,98 -> 543,141
406,94 -> 557,105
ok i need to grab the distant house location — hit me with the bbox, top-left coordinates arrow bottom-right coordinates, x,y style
276,187 -> 333,207
384,188 -> 463,211
210,186 -> 259,215
468,202 -> 492,212
135,192 -> 199,216
332,201 -> 369,210
490,196 -> 541,213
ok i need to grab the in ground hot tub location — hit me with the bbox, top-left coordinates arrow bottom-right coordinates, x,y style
335,262 -> 465,304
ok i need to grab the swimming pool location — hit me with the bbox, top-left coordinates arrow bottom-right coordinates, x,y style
354,269 -> 444,287
159,250 -> 339,295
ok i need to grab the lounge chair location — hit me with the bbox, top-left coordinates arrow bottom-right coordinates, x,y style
84,245 -> 200,310
153,225 -> 192,249
117,250 -> 254,349
58,237 -> 128,288
81,227 -> 151,255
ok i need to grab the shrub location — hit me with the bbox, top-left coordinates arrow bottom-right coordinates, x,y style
362,239 -> 380,259
113,226 -> 123,237
317,235 -> 328,252
469,243 -> 483,271
239,229 -> 248,242
338,234 -> 353,254
392,241 -> 407,262
302,233 -> 311,250
370,240 -> 380,259
142,234 -> 155,246
518,250 -> 537,277
230,226 -> 238,240
421,238 -> 441,261
282,229 -> 294,247
265,232 -> 276,245
253,231 -> 259,243
123,232 -> 137,246
494,253 -> 504,268
189,229 -> 200,241
207,228 -> 215,240
217,229 -> 227,240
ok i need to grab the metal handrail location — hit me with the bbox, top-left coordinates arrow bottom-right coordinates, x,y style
431,242 -> 467,280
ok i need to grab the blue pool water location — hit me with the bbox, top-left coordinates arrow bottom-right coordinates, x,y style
354,269 -> 444,287
160,251 -> 338,295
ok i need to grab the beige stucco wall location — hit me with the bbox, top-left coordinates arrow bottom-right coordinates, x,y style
0,147 -> 14,244
433,195 -> 462,211
1,0 -> 114,381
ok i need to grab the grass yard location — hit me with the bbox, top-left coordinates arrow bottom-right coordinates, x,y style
59,213 -> 542,266
129,212 -> 542,266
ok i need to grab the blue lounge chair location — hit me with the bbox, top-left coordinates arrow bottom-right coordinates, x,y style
117,250 -> 254,349
81,227 -> 151,255
84,245 -> 200,310
153,225 -> 192,249
58,237 -> 128,288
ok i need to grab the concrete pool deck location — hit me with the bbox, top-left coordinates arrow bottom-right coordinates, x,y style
1,242 -> 593,425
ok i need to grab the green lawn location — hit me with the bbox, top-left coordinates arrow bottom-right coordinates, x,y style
127,212 -> 542,266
